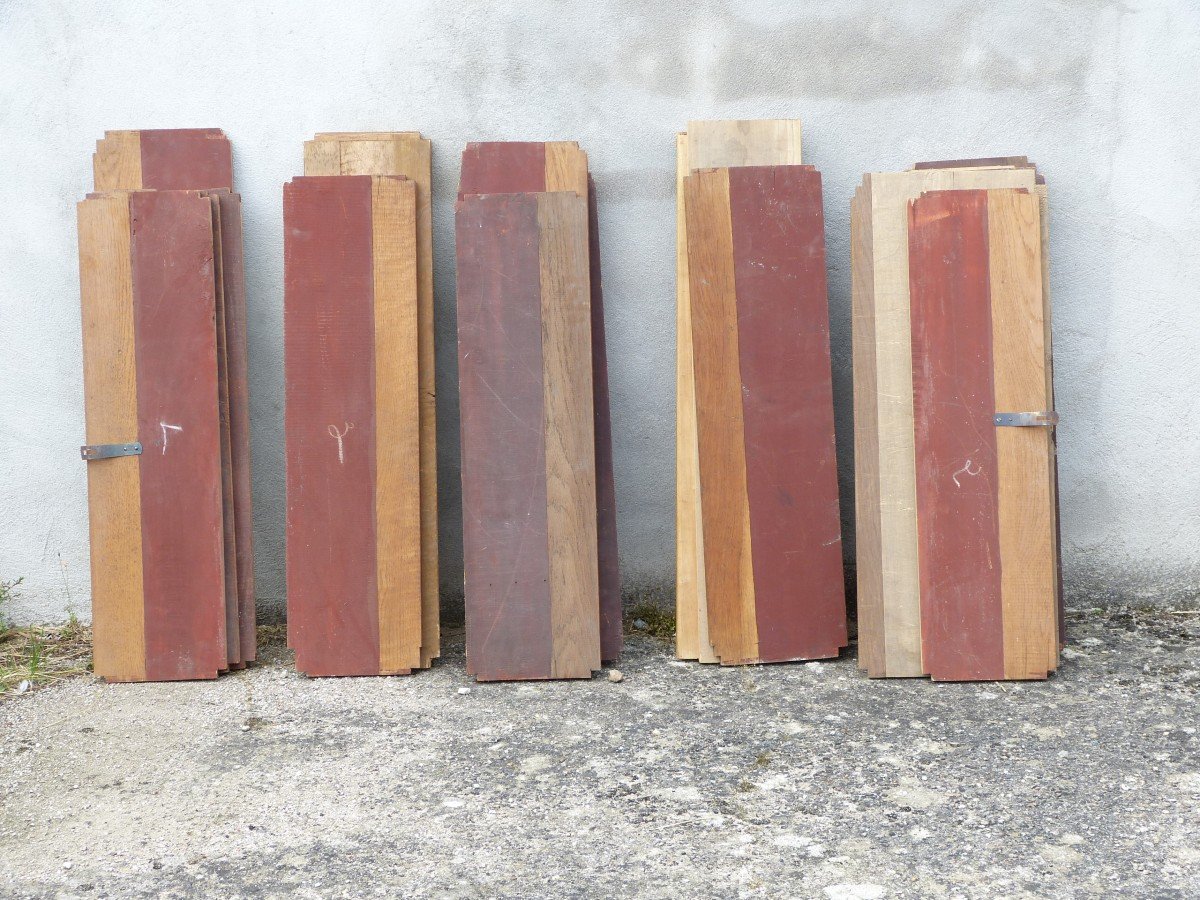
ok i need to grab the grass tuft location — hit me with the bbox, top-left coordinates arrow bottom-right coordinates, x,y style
625,602 -> 676,642
0,579 -> 93,698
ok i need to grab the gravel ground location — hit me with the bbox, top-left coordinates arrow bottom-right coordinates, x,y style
1,609 -> 1198,900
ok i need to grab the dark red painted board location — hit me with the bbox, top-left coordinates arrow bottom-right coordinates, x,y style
458,142 -> 622,662
455,193 -> 553,681
139,129 -> 233,191
728,166 -> 847,662
284,176 -> 380,677
130,190 -> 226,681
908,190 -> 1005,681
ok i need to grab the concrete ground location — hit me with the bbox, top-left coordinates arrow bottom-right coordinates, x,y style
1,609 -> 1198,900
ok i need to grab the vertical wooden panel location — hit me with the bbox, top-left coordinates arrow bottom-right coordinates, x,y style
138,129 -> 233,190
987,189 -> 1057,679
850,181 -> 885,675
373,176 -> 422,674
456,193 -> 553,681
685,168 -> 757,665
130,190 -> 226,681
908,190 -> 1004,681
458,142 -> 546,197
284,176 -> 380,677
686,120 -> 803,167
538,192 -> 601,678
728,166 -> 846,662
78,194 -> 146,682
302,140 -> 341,175
93,132 -> 142,191
544,143 -> 589,197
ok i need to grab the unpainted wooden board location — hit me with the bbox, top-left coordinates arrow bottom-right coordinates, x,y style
987,189 -> 1057,679
78,194 -> 146,682
373,176 -> 423,674
544,142 -> 589,197
92,132 -> 142,192
686,120 -> 803,168
538,192 -> 601,678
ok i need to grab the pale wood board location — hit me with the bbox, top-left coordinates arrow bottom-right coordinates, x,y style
987,189 -> 1057,679
861,165 -> 1036,678
685,120 -> 803,168
374,176 -> 424,673
78,194 -> 146,681
538,192 -> 602,678
544,142 -> 589,197
93,132 -> 143,191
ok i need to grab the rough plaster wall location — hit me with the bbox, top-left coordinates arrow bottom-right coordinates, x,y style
0,0 -> 1196,623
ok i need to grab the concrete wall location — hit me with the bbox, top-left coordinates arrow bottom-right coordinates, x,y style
2,0 -> 1197,624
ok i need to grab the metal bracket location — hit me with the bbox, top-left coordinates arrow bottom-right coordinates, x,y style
80,442 -> 142,461
993,412 -> 1059,428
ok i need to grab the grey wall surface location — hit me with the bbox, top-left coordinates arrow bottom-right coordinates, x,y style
2,0 -> 1197,624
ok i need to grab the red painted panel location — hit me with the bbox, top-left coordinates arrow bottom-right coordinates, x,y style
455,193 -> 553,681
457,142 -> 546,197
284,176 -> 380,677
130,190 -> 226,681
727,166 -> 847,662
908,190 -> 1005,681
587,176 -> 622,662
210,191 -> 257,664
139,129 -> 233,190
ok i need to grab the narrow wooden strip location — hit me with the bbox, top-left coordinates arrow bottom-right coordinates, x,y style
130,190 -> 226,681
283,176 -> 381,677
455,193 -> 553,681
537,192 -> 601,678
78,194 -> 146,682
138,129 -> 233,190
908,190 -> 1004,681
851,181 -> 885,676
686,120 -> 803,168
673,133 -> 701,661
458,142 -> 546,198
587,175 -> 622,662
209,191 -> 257,664
206,194 -> 242,668
685,168 -> 756,664
373,176 -> 423,674
93,132 -> 143,191
987,189 -> 1056,679
544,143 -> 589,197
728,165 -> 847,662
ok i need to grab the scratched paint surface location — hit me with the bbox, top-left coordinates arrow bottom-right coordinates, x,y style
908,190 -> 1005,681
283,176 -> 380,677
728,165 -> 847,662
455,193 -> 553,680
131,190 -> 227,681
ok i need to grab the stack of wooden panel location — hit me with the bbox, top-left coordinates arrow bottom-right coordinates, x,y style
675,120 -> 848,665
455,141 -> 613,680
80,129 -> 255,681
852,159 -> 1063,680
283,132 -> 438,677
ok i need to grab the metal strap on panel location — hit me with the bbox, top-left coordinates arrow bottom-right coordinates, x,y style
993,412 -> 1059,428
80,442 -> 143,461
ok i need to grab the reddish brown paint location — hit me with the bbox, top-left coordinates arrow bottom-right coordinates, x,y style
458,143 -> 621,662
139,129 -> 233,190
210,191 -> 257,664
284,176 -> 380,677
727,166 -> 847,662
455,193 -> 553,681
130,190 -> 226,681
587,175 -> 622,662
908,190 -> 1005,681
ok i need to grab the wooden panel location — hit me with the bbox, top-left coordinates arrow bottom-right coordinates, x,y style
92,132 -> 142,192
545,142 -> 589,196
684,168 -> 757,664
908,190 -> 1004,682
858,165 -> 1036,677
206,195 -> 242,668
458,142 -> 546,197
78,194 -> 146,682
587,175 -> 622,662
987,189 -> 1057,679
373,176 -> 423,674
686,120 -> 803,168
850,181 -> 884,676
456,193 -> 553,681
303,133 -> 440,667
284,176 -> 380,677
208,191 -> 257,664
728,165 -> 846,663
138,129 -> 232,190
130,190 -> 226,682
538,192 -> 601,678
